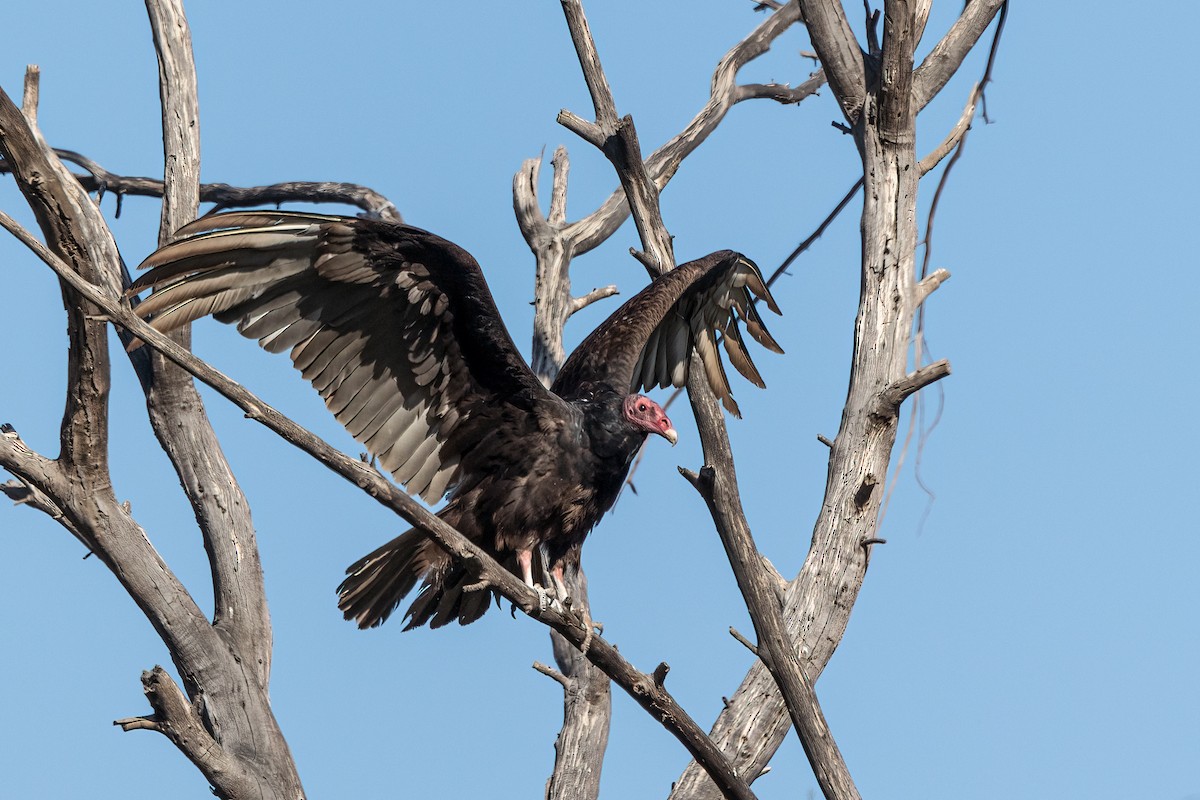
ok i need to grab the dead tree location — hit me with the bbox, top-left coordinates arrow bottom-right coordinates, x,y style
0,2 -> 1005,798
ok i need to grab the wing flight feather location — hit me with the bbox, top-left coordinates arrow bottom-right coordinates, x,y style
130,211 -> 556,503
552,251 -> 782,416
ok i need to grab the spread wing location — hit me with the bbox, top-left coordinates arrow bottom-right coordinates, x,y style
129,210 -> 558,503
552,251 -> 782,417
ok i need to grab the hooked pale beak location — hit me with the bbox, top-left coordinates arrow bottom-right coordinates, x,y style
660,426 -> 678,446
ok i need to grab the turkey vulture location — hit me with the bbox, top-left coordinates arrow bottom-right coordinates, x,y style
130,210 -> 782,630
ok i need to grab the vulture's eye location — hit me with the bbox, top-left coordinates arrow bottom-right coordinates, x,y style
638,402 -> 647,412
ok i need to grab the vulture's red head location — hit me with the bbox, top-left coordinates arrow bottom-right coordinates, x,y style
623,395 -> 677,446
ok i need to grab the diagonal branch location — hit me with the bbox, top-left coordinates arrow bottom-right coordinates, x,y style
8,203 -> 759,800
558,0 -> 674,271
679,407 -> 860,800
0,208 -> 264,795
918,82 -> 980,176
0,83 -> 118,476
795,0 -> 866,123
769,178 -> 863,288
912,0 -> 1006,112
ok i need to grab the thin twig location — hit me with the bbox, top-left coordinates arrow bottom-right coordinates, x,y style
768,178 -> 863,289
729,627 -> 760,656
0,150 -> 403,222
533,662 -> 571,689
883,4 -> 1006,525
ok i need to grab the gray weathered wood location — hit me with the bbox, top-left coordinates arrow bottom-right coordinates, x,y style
135,2 -> 305,796
669,2 -> 1003,797
0,4 -> 305,795
513,5 -> 821,794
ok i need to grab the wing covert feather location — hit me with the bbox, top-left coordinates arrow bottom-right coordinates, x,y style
130,211 -> 560,502
552,250 -> 782,416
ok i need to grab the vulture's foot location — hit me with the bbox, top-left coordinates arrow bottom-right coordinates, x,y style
580,612 -> 594,655
559,601 -> 601,655
578,607 -> 603,655
533,583 -> 554,614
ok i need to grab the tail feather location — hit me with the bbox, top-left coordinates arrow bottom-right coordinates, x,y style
337,528 -> 427,629
337,524 -> 498,630
412,566 -> 494,630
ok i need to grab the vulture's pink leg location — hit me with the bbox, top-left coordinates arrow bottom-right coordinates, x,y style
517,548 -> 534,587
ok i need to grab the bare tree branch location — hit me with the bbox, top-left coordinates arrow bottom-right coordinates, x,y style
736,70 -> 826,104
879,0 -> 917,137
0,149 -> 403,221
913,0 -> 932,47
795,0 -> 865,123
679,433 -> 860,799
147,0 -> 199,241
1,35 -> 303,795
543,568 -> 612,800
912,0 -> 1006,112
515,148 -> 580,385
2,476 -> 64,523
570,284 -> 620,313
533,661 -> 570,686
0,426 -> 67,522
769,178 -> 863,288
114,667 -> 230,772
918,82 -> 980,176
915,267 -> 950,304
673,1 -> 997,796
0,84 -> 120,480
22,65 -> 39,121
876,359 -> 952,416
0,433 -> 87,549
563,0 -> 818,255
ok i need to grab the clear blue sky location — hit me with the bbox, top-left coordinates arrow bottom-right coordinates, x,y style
2,3 -> 1196,799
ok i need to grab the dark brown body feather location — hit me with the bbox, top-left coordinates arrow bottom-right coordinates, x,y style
130,211 -> 781,629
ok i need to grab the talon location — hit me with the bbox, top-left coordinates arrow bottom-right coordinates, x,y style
581,625 -> 594,655
578,607 -> 598,655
